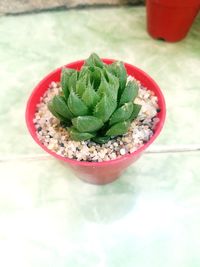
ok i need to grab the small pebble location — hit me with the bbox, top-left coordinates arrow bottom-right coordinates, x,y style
120,148 -> 126,155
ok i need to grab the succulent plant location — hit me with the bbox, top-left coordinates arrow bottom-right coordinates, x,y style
48,53 -> 142,143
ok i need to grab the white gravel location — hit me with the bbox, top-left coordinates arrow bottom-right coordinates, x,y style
33,77 -> 160,162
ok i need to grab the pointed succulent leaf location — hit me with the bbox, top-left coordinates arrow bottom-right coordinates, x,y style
48,100 -> 68,122
106,71 -> 119,100
109,102 -> 133,126
107,61 -> 127,96
119,80 -> 139,106
68,90 -> 89,116
81,82 -> 100,109
117,62 -> 127,93
69,127 -> 96,141
106,69 -> 119,86
106,120 -> 131,136
101,66 -> 109,81
97,75 -> 109,97
106,63 -> 116,75
84,53 -> 104,68
90,67 -> 102,90
76,75 -> 87,97
52,95 -> 73,119
93,94 -> 117,122
68,71 -> 78,92
92,136 -> 110,144
97,73 -> 118,100
88,66 -> 95,73
61,68 -> 76,99
129,103 -> 142,121
106,61 -> 117,75
72,116 -> 103,133
79,66 -> 89,79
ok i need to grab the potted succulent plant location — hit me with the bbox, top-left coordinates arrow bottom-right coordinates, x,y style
146,0 -> 200,42
26,53 -> 166,184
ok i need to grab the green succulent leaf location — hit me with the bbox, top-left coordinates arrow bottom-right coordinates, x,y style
79,66 -> 89,79
106,71 -> 119,100
97,73 -> 118,101
61,68 -> 76,99
68,90 -> 89,116
101,66 -> 109,81
119,80 -> 139,106
84,53 -> 104,69
47,100 -> 68,122
76,75 -> 87,97
93,94 -> 117,123
97,75 -> 109,97
68,71 -> 78,92
90,67 -> 102,90
129,103 -> 142,121
109,102 -> 133,126
106,63 -> 116,75
81,82 -> 100,109
72,116 -> 103,133
92,136 -> 110,144
106,120 -> 130,136
69,127 -> 95,141
107,61 -> 127,97
52,95 -> 73,119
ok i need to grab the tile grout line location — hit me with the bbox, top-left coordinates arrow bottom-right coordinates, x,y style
0,145 -> 200,163
146,144 -> 200,154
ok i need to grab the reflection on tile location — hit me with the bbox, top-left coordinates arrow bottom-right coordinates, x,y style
0,152 -> 200,266
0,8 -> 200,156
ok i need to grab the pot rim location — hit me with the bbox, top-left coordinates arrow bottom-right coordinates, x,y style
25,58 -> 166,167
146,0 -> 200,8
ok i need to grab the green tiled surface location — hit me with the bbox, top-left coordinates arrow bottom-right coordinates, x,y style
1,153 -> 200,267
0,6 -> 200,267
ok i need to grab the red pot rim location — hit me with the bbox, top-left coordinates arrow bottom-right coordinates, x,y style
25,59 -> 166,167
147,0 -> 200,8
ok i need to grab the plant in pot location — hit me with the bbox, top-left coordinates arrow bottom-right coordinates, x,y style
26,53 -> 166,185
146,0 -> 200,42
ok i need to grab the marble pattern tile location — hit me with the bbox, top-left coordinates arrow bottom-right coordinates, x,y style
0,152 -> 200,266
0,6 -> 200,267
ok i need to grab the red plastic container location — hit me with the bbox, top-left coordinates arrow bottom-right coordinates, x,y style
146,0 -> 200,42
26,59 -> 166,185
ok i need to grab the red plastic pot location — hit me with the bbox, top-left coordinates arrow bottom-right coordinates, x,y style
146,0 -> 200,42
26,59 -> 166,185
